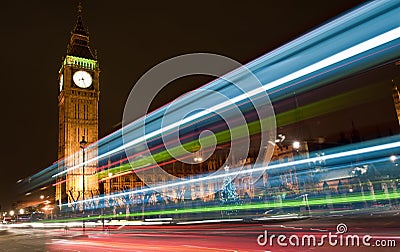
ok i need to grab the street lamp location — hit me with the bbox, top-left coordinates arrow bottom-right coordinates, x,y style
293,141 -> 300,150
80,136 -> 87,232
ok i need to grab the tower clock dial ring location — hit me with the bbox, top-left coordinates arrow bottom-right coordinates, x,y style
73,70 -> 92,88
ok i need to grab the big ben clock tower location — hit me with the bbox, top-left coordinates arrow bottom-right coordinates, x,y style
56,3 -> 100,209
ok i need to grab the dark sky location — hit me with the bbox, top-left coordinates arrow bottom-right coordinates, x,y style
0,0 -> 375,209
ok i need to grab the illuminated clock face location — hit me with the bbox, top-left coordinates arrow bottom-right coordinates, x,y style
73,70 -> 92,88
59,74 -> 63,92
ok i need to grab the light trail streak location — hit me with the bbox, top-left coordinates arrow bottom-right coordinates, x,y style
95,83 -> 387,180
22,81 -> 394,191
46,77 -> 390,185
52,19 -> 400,178
62,137 -> 400,208
23,0 -> 400,200
96,113 -> 235,173
261,27 -> 400,92
51,190 -> 400,222
52,179 -> 67,187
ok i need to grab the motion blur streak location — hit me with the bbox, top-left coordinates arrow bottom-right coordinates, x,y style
94,83 -> 384,180
50,0 -> 400,178
59,136 -> 400,208
19,1 -> 400,213
49,190 -> 400,222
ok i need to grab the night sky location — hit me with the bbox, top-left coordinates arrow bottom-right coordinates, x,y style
0,0 -> 385,209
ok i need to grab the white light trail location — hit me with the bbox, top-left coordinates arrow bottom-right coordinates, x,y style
65,140 -> 400,207
53,26 -> 400,178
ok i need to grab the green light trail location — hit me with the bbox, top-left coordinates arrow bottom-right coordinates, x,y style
98,83 -> 384,179
43,191 -> 400,223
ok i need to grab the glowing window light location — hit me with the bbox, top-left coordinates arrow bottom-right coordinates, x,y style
293,141 -> 300,149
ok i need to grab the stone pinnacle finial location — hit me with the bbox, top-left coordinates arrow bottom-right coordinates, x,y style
78,1 -> 83,14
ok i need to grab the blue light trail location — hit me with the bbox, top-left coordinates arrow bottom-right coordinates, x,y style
52,0 -> 400,178
63,135 -> 400,208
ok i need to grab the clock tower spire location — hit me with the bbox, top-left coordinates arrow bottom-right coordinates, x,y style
67,1 -> 95,60
56,1 -> 100,210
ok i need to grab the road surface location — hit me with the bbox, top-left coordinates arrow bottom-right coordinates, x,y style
0,213 -> 399,251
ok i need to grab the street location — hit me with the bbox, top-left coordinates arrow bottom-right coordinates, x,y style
1,212 -> 399,251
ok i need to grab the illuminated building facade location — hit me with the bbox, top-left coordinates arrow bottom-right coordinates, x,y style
56,4 -> 100,209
